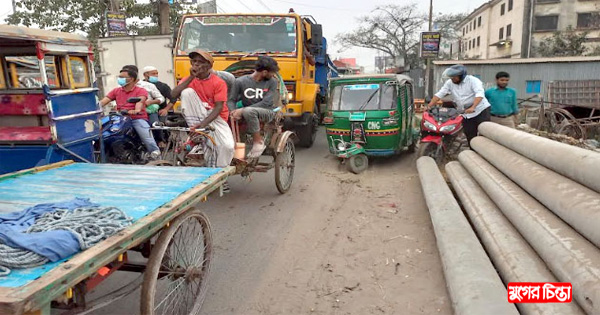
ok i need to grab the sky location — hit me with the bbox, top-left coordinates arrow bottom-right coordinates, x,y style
0,0 -> 487,72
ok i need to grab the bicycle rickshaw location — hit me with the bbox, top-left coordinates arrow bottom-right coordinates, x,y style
149,68 -> 296,194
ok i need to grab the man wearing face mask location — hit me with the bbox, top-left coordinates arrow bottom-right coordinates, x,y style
142,66 -> 176,117
228,56 -> 280,158
99,68 -> 161,159
171,49 -> 235,170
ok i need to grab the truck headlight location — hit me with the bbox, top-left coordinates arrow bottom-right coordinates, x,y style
288,92 -> 294,101
423,121 -> 437,131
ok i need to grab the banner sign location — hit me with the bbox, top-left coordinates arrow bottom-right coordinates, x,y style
106,12 -> 127,37
420,32 -> 441,58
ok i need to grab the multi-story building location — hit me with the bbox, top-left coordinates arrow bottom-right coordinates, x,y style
455,0 -> 600,59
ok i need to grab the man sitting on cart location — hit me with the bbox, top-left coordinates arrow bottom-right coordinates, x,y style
99,67 -> 161,159
228,56 -> 280,158
171,49 -> 235,169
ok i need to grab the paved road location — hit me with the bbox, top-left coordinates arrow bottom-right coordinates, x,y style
78,129 -> 451,315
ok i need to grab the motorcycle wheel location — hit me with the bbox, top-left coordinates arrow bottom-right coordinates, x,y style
417,142 -> 443,164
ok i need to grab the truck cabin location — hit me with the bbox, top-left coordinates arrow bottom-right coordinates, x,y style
0,25 -> 94,145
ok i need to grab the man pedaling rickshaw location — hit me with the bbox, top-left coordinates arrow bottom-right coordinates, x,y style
228,56 -> 281,158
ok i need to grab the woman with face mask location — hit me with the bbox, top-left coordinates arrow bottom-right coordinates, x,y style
98,68 -> 161,159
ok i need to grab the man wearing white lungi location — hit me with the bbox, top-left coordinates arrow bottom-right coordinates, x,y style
171,49 -> 234,169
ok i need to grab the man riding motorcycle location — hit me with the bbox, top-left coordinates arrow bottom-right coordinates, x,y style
427,64 -> 491,147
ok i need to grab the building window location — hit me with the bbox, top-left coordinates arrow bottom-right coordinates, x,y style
501,3 -> 506,16
477,36 -> 481,47
526,80 -> 542,94
472,38 -> 476,49
535,15 -> 559,31
499,27 -> 504,39
478,16 -> 482,27
577,13 -> 600,29
537,0 -> 560,3
508,0 -> 513,11
469,41 -> 472,50
507,24 -> 512,37
473,20 -> 476,30
463,28 -> 466,35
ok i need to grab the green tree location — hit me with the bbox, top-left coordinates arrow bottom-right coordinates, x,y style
534,26 -> 590,57
6,0 -> 203,44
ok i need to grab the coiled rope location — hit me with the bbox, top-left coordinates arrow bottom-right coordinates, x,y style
0,206 -> 133,276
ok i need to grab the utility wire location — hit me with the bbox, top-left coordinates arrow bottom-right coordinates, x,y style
254,0 -> 273,12
233,0 -> 255,13
269,0 -> 361,12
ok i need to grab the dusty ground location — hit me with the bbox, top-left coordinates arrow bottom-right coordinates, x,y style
81,129 -> 451,315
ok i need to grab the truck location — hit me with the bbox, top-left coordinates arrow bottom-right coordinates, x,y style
173,12 -> 338,147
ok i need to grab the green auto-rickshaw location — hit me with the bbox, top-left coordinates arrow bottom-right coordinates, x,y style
324,74 -> 419,174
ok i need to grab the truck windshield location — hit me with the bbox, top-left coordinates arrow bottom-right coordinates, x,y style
330,84 -> 396,111
178,16 -> 297,54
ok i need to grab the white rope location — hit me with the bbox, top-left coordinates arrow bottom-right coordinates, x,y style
0,206 -> 133,276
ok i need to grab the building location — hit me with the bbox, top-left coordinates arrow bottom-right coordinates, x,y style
456,0 -> 600,59
333,58 -> 363,75
433,56 -> 600,100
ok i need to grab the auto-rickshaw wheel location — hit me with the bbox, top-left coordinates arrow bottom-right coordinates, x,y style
140,209 -> 213,315
347,154 -> 368,174
275,137 -> 296,194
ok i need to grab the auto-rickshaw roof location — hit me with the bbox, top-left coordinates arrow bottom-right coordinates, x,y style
331,74 -> 414,85
0,24 -> 89,45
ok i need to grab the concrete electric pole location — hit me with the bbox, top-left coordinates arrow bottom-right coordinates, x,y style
159,0 -> 170,35
424,0 -> 433,99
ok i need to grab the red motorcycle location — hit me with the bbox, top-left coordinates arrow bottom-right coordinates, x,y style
417,106 -> 464,163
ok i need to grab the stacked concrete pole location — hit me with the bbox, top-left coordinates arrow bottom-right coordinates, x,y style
417,157 -> 519,315
417,122 -> 600,315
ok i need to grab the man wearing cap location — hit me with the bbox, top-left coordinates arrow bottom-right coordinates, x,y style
142,66 -> 176,117
171,49 -> 235,169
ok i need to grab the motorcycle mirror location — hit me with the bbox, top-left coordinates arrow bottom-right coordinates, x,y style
127,97 -> 142,103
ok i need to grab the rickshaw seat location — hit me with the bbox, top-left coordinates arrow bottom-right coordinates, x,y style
0,126 -> 52,143
0,94 -> 47,116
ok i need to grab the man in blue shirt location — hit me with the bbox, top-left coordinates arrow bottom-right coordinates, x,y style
485,72 -> 519,128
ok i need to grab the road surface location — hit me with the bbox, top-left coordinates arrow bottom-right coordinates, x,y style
82,129 -> 452,315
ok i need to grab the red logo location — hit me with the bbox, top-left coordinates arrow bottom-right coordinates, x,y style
508,282 -> 572,303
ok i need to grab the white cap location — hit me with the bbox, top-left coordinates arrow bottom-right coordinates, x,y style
142,66 -> 158,73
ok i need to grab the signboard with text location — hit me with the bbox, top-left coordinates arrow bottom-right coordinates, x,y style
106,12 -> 127,37
420,32 -> 441,58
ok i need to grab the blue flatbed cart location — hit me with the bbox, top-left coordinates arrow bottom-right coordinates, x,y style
0,161 -> 234,315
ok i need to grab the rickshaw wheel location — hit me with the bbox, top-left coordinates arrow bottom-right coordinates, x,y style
146,160 -> 175,166
275,137 -> 296,194
141,209 -> 213,315
347,154 -> 369,174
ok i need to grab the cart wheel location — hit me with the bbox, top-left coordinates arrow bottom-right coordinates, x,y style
347,154 -> 368,174
146,160 -> 175,166
141,209 -> 212,315
275,137 -> 295,194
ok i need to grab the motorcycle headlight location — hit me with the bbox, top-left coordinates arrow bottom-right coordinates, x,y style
110,126 -> 120,132
440,124 -> 457,133
424,121 -> 437,131
337,142 -> 347,151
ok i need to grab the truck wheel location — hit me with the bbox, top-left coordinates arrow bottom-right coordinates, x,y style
298,113 -> 318,148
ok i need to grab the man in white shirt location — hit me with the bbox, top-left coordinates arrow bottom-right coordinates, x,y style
427,65 -> 491,147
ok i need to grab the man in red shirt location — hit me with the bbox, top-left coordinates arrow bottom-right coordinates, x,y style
99,68 -> 161,158
172,49 -> 234,168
